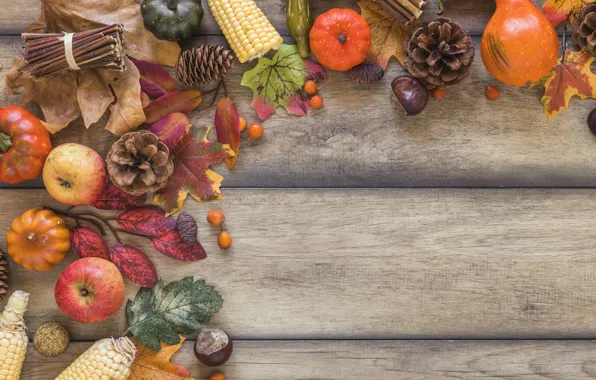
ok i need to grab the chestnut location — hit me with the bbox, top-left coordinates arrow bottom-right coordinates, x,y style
194,328 -> 233,367
588,107 -> 596,136
391,75 -> 429,116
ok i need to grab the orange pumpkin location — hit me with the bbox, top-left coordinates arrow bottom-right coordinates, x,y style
309,8 -> 371,72
481,0 -> 559,87
6,208 -> 70,271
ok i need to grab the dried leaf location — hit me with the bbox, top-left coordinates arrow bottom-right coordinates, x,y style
150,230 -> 207,262
126,277 -> 223,351
77,70 -> 114,128
70,226 -> 110,260
110,244 -> 158,288
130,336 -> 190,380
543,0 -> 595,27
92,183 -> 148,210
106,60 -> 147,135
117,206 -> 176,237
533,50 -> 596,121
358,0 -> 414,69
144,90 -> 203,124
133,60 -> 177,99
153,126 -> 234,216
141,91 -> 151,108
215,97 -> 240,169
149,113 -> 191,150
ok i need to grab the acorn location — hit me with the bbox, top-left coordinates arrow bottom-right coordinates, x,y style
194,328 -> 233,367
33,321 -> 70,358
391,75 -> 429,116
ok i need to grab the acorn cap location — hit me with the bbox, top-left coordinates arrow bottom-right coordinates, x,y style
34,321 -> 70,358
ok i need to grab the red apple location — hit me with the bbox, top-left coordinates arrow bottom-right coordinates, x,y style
55,257 -> 125,324
43,143 -> 107,206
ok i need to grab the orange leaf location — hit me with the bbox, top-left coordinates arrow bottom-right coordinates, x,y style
215,97 -> 241,169
543,0 -> 596,27
144,90 -> 203,124
357,0 -> 414,69
534,50 -> 596,121
130,336 -> 190,380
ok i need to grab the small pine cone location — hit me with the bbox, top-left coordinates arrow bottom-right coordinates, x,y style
176,45 -> 234,86
404,17 -> 475,89
107,131 -> 174,195
176,212 -> 198,244
573,4 -> 596,57
348,64 -> 385,84
0,249 -> 8,301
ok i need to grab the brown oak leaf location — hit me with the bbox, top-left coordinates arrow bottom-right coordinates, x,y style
534,49 -> 596,121
543,0 -> 596,27
130,336 -> 190,380
357,0 -> 415,69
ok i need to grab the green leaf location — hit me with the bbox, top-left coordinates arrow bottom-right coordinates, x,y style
126,277 -> 223,351
241,44 -> 310,121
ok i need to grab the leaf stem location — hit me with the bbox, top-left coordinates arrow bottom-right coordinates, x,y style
43,206 -> 121,243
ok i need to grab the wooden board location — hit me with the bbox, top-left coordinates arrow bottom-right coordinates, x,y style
22,340 -> 596,379
3,188 -> 596,340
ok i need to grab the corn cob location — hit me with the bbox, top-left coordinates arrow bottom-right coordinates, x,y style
207,0 -> 284,63
56,337 -> 136,380
0,290 -> 29,380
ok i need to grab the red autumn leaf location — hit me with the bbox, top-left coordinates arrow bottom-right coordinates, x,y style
92,183 -> 147,211
534,49 -> 596,121
133,60 -> 177,99
149,113 -> 191,150
542,0 -> 594,27
117,206 -> 176,237
110,244 -> 158,287
215,97 -> 240,169
304,59 -> 327,83
70,226 -> 110,260
144,90 -> 203,124
150,230 -> 207,261
153,126 -> 235,215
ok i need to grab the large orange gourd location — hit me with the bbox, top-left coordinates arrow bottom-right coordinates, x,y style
481,0 -> 559,87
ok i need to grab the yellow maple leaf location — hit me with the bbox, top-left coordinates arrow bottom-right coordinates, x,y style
543,0 -> 596,27
130,336 -> 191,380
357,0 -> 415,69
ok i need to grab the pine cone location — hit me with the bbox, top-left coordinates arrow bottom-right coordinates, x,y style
0,249 -> 8,301
573,4 -> 596,57
404,17 -> 475,89
176,45 -> 234,86
107,131 -> 174,195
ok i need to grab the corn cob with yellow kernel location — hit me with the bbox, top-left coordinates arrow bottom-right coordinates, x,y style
0,290 -> 29,380
207,0 -> 284,63
56,337 -> 136,380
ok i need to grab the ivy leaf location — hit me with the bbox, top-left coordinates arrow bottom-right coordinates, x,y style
543,0 -> 595,27
130,336 -> 190,380
357,0 -> 415,69
126,277 -> 223,351
70,226 -> 110,260
241,44 -> 310,120
533,50 -> 596,121
153,126 -> 234,216
92,183 -> 147,211
117,206 -> 176,237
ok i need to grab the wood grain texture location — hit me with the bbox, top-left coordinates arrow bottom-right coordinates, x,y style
1,35 -> 593,189
0,0 -> 545,36
2,188 -> 596,340
22,340 -> 596,379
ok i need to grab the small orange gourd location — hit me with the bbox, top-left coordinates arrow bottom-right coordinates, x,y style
481,0 -> 559,87
6,209 -> 70,271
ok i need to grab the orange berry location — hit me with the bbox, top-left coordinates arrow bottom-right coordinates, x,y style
431,88 -> 445,100
210,373 -> 225,380
485,85 -> 500,100
218,231 -> 232,250
248,122 -> 264,139
310,95 -> 323,109
207,210 -> 225,227
304,80 -> 318,95
239,117 -> 247,132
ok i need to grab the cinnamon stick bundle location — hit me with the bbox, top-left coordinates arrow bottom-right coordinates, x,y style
373,0 -> 427,24
20,24 -> 126,77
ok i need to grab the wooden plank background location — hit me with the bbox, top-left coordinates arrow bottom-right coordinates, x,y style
2,0 -> 596,378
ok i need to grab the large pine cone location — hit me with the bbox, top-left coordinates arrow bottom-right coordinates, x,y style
107,131 -> 174,195
573,4 -> 596,57
0,249 -> 8,301
404,17 -> 475,89
176,45 -> 234,86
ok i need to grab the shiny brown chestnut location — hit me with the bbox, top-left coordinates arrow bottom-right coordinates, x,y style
588,107 -> 596,136
194,328 -> 233,367
391,76 -> 429,116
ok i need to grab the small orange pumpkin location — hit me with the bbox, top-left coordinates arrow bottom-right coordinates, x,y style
481,0 -> 559,87
6,208 -> 70,271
